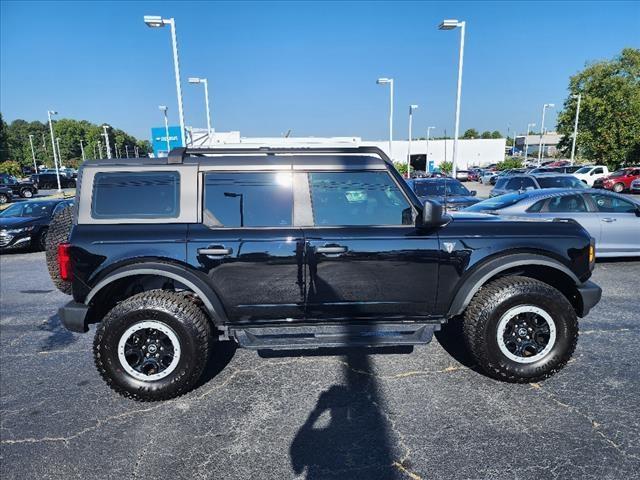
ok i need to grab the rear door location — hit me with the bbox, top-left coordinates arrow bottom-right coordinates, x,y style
586,193 -> 640,256
529,193 -> 602,244
186,170 -> 306,323
302,170 -> 439,321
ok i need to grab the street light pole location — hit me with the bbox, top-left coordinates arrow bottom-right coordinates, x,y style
570,94 -> 582,164
28,135 -> 38,174
125,145 -> 129,158
537,103 -> 554,166
80,139 -> 86,162
98,141 -> 103,159
144,16 -> 186,147
188,77 -> 213,144
376,78 -> 394,160
46,110 -> 62,192
102,125 -> 112,159
407,105 -> 418,178
524,123 -> 535,163
426,126 -> 435,172
56,138 -> 63,169
159,105 -> 171,154
439,19 -> 466,178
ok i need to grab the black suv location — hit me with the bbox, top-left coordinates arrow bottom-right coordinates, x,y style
53,146 -> 601,401
0,173 -> 38,198
30,172 -> 76,189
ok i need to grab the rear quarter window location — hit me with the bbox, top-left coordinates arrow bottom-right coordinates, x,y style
91,171 -> 180,219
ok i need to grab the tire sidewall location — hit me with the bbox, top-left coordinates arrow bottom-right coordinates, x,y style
22,188 -> 33,198
483,289 -> 576,380
97,306 -> 202,397
613,183 -> 624,193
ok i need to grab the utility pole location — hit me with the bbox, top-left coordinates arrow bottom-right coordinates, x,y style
46,110 -> 62,192
80,139 -> 86,161
102,125 -> 112,159
29,135 -> 38,174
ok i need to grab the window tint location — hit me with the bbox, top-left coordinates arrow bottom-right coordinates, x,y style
92,172 -> 180,219
547,194 -> 587,212
593,167 -> 603,175
527,199 -> 546,213
495,178 -> 508,189
203,172 -> 293,227
536,176 -> 585,189
589,194 -> 637,213
309,171 -> 412,226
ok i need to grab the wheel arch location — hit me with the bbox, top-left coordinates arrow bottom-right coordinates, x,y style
447,253 -> 582,318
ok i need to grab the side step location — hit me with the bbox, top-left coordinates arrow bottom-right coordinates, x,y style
230,323 -> 441,350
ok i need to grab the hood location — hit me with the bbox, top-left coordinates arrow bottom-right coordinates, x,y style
0,216 -> 42,229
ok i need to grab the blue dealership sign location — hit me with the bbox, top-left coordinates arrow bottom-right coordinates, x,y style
151,126 -> 183,156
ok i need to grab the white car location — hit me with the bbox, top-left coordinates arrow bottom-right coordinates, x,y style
480,171 -> 498,184
573,165 -> 609,186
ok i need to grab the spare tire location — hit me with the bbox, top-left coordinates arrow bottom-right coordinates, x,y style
46,204 -> 74,295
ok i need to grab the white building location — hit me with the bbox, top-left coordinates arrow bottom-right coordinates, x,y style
187,128 -> 506,170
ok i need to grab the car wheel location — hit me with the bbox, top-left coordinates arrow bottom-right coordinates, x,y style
93,291 -> 211,401
612,183 -> 625,193
45,204 -> 74,294
0,193 -> 8,204
463,276 -> 578,383
21,188 -> 34,198
37,228 -> 48,251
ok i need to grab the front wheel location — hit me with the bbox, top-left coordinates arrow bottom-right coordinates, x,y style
21,188 -> 34,198
612,183 -> 625,193
0,193 -> 8,204
463,276 -> 578,383
93,291 -> 211,401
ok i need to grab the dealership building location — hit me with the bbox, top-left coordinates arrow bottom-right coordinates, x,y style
152,127 -> 507,170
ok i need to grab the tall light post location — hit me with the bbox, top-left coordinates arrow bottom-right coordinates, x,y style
524,123 -> 535,162
439,19 -> 466,178
188,77 -> 213,143
46,110 -> 62,192
80,139 -> 86,162
102,125 -> 112,159
537,103 -> 554,166
144,15 -> 186,147
407,105 -> 418,178
28,135 -> 38,174
98,141 -> 103,159
426,126 -> 435,172
125,145 -> 130,158
570,93 -> 582,164
376,77 -> 394,160
56,138 -> 63,168
159,105 -> 171,154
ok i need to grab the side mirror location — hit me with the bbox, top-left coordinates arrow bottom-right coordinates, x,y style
470,190 -> 477,196
420,199 -> 446,228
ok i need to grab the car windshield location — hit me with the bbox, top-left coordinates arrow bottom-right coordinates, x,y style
464,192 -> 525,211
413,180 -> 470,196
574,166 -> 593,174
0,201 -> 55,218
536,176 -> 586,189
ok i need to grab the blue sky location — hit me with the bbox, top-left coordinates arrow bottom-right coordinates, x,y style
1,1 -> 638,141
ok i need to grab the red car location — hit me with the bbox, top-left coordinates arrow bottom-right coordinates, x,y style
593,167 -> 640,193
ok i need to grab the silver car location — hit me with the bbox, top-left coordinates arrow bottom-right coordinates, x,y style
464,188 -> 640,258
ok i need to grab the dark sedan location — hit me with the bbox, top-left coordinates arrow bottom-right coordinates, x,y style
0,199 -> 73,251
406,177 -> 480,211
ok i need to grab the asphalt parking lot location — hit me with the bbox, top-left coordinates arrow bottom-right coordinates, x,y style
1,250 -> 639,479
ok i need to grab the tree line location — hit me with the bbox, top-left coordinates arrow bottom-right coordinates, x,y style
0,114 -> 152,172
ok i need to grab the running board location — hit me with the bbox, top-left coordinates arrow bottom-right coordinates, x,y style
230,323 -> 440,350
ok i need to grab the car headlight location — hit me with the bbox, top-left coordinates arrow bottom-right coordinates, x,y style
6,226 -> 35,235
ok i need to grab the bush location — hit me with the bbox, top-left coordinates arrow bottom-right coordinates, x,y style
393,162 -> 408,176
0,160 -> 22,176
439,161 -> 453,175
496,158 -> 523,170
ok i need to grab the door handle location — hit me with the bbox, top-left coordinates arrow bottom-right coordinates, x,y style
316,245 -> 348,254
601,218 -> 617,223
198,247 -> 233,256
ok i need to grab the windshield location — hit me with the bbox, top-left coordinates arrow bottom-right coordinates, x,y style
575,166 -> 592,174
413,180 -> 470,197
464,192 -> 525,211
536,176 -> 586,189
0,201 -> 55,218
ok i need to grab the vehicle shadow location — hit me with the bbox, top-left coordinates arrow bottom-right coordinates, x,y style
196,339 -> 238,387
39,313 -> 77,351
434,316 -> 478,370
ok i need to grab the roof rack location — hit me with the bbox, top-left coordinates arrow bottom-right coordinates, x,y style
167,145 -> 390,165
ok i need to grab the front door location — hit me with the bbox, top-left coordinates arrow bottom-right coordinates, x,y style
302,170 -> 440,321
187,171 -> 305,323
587,192 -> 640,256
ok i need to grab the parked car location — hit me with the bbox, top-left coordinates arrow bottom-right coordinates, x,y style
631,178 -> 640,194
0,185 -> 14,205
30,172 -> 76,189
465,188 -> 640,257
455,170 -> 470,182
406,177 -> 480,211
0,199 -> 74,251
50,145 -> 600,401
572,165 -> 609,186
467,169 -> 485,182
480,171 -> 499,185
592,167 -> 640,192
490,174 -> 586,197
0,173 -> 38,198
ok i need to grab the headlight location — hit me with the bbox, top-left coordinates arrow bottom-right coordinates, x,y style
6,226 -> 35,234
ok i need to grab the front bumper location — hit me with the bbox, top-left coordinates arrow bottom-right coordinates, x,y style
0,233 -> 32,250
576,280 -> 602,317
59,301 -> 89,333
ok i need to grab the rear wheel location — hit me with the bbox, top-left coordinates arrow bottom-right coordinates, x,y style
463,276 -> 578,382
36,228 -> 48,251
93,291 -> 211,401
45,204 -> 74,294
612,182 -> 625,193
0,193 -> 8,204
21,188 -> 34,198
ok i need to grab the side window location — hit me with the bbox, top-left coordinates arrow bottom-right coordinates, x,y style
521,178 -> 536,189
495,178 -> 508,189
505,178 -> 522,190
203,172 -> 293,227
547,194 -> 587,212
593,167 -> 603,175
309,171 -> 412,226
91,171 -> 180,219
527,199 -> 546,213
589,194 -> 637,213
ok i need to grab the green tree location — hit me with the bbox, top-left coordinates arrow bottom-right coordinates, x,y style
0,113 -> 8,162
0,160 -> 22,176
496,158 -> 523,170
439,161 -> 453,175
480,131 -> 493,139
462,129 -> 479,139
491,130 -> 502,139
393,161 -> 408,176
556,48 -> 640,169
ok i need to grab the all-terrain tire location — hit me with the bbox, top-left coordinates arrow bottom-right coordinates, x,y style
93,290 -> 211,401
45,204 -> 74,294
463,276 -> 578,383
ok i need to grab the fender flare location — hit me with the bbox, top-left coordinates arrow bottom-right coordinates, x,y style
85,262 -> 228,325
446,253 -> 579,317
